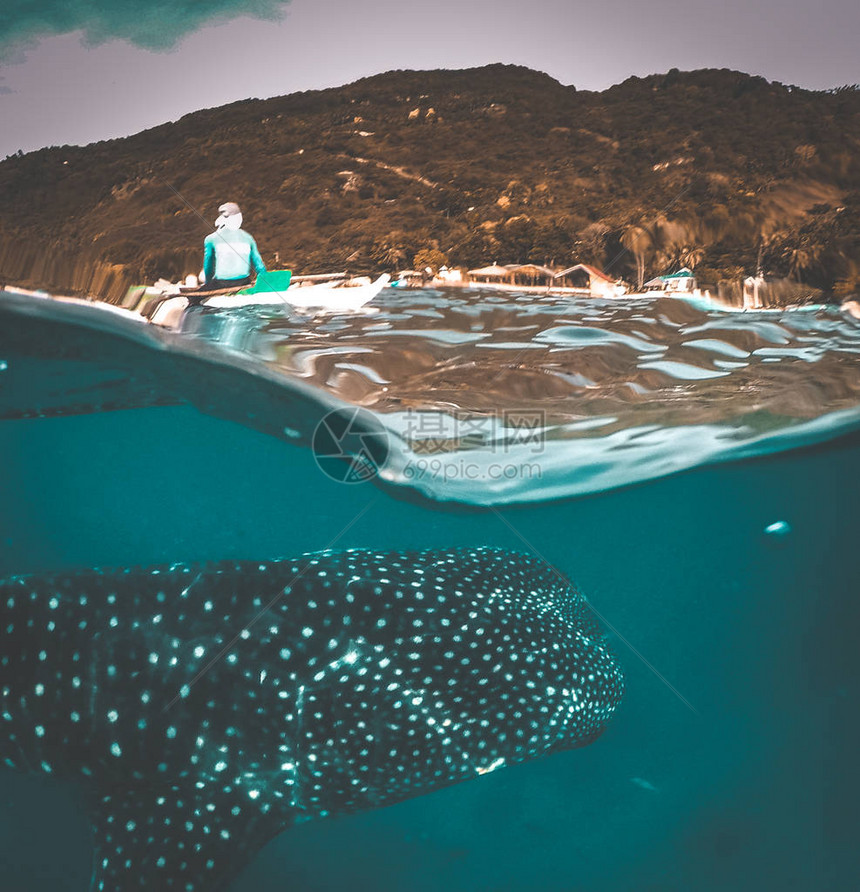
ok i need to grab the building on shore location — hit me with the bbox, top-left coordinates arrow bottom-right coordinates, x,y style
740,275 -> 823,309
392,269 -> 424,287
507,264 -> 556,288
465,261 -> 625,295
643,267 -> 697,293
436,265 -> 463,283
467,264 -> 514,285
467,263 -> 554,290
467,263 -> 555,287
553,263 -> 626,297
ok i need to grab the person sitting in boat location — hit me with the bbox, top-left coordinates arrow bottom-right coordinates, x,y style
199,201 -> 266,291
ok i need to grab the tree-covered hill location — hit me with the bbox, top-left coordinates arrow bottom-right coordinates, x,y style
1,63 -> 859,298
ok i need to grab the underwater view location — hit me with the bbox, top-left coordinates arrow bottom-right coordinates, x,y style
1,284 -> 859,891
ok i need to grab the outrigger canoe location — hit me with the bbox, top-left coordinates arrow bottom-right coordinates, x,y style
201,270 -> 390,311
144,270 -> 389,326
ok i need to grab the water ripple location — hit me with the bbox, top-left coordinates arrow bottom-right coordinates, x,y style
3,284 -> 860,504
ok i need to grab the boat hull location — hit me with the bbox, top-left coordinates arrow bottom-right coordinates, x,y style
202,274 -> 390,311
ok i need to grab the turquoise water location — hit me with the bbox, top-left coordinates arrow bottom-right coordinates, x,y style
1,288 -> 858,890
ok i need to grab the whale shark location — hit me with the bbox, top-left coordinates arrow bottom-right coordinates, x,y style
1,547 -> 624,891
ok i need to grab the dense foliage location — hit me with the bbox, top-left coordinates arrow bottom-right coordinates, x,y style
1,64 -> 859,295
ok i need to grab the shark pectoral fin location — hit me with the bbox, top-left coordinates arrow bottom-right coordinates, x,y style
88,782 -> 286,891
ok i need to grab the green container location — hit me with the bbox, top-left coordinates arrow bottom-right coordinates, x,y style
239,269 -> 292,295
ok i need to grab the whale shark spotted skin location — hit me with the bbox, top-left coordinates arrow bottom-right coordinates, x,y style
1,547 -> 624,890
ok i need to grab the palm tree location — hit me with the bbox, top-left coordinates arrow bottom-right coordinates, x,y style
655,242 -> 704,273
677,244 -> 705,269
621,225 -> 654,289
785,243 -> 822,281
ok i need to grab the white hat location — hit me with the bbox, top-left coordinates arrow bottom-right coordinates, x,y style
215,202 -> 243,230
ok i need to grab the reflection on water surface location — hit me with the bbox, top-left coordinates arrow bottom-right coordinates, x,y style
2,285 -> 860,504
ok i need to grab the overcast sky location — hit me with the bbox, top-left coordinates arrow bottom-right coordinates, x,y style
1,0 -> 859,159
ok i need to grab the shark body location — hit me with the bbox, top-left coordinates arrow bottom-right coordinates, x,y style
1,547 -> 624,890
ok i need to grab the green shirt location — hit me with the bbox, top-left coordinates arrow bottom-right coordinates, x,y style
203,228 -> 266,282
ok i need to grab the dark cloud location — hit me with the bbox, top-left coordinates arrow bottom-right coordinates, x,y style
0,0 -> 290,54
